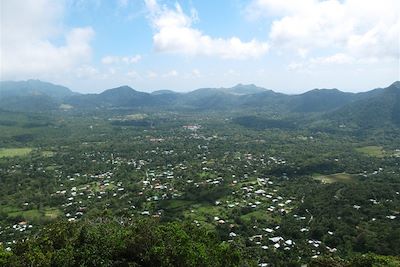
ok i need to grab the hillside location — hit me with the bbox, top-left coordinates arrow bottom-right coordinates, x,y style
221,84 -> 267,95
0,80 -> 75,112
328,81 -> 400,128
0,80 -> 74,99
290,89 -> 356,113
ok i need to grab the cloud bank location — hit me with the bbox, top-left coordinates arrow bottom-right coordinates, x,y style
1,0 -> 94,79
247,0 -> 400,62
144,0 -> 269,60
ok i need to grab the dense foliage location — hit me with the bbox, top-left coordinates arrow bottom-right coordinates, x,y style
0,219 -> 248,266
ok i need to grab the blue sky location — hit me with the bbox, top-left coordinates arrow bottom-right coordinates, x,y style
1,0 -> 399,93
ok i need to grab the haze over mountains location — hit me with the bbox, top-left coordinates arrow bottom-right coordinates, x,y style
0,80 -> 399,128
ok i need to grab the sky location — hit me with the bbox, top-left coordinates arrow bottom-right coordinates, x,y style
1,0 -> 399,93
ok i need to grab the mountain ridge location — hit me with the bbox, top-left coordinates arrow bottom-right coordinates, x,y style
0,80 -> 398,123
327,81 -> 400,128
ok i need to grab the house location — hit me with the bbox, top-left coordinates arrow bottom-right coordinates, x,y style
269,236 -> 283,243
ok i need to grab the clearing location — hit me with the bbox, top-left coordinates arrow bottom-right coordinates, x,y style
4,206 -> 63,222
313,172 -> 355,184
240,210 -> 279,224
0,148 -> 32,158
355,146 -> 385,157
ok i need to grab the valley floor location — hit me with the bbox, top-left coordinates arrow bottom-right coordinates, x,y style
0,110 -> 399,266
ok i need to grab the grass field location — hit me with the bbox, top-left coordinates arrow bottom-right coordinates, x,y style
313,172 -> 355,184
4,207 -> 62,222
44,208 -> 63,219
88,181 -> 116,192
124,114 -> 148,120
0,147 -> 32,158
7,209 -> 42,221
240,210 -> 278,224
183,204 -> 227,221
355,146 -> 385,157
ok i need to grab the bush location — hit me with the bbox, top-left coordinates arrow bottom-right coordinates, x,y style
1,219 -> 248,267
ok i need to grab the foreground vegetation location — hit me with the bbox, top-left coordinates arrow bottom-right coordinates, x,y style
1,219 -> 399,267
0,219 -> 246,267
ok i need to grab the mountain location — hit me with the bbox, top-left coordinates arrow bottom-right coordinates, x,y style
176,88 -> 237,110
65,84 -> 270,110
221,84 -> 267,95
327,81 -> 400,128
232,88 -> 361,113
0,80 -> 397,119
97,86 -> 151,106
0,80 -> 75,112
66,86 -> 172,108
66,86 -> 151,108
290,89 -> 356,112
235,90 -> 289,112
151,90 -> 181,106
0,80 -> 75,100
151,90 -> 179,95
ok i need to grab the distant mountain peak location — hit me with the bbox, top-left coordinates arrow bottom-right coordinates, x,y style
223,84 -> 267,95
0,80 -> 74,99
389,81 -> 400,88
100,85 -> 136,95
234,83 -> 255,87
1,79 -> 398,115
303,88 -> 344,95
151,89 -> 178,95
113,85 -> 134,91
91,85 -> 152,107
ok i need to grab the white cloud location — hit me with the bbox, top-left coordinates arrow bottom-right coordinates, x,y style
144,0 -> 269,59
310,53 -> 354,65
288,53 -> 354,71
101,55 -> 142,64
0,0 -> 95,80
247,0 -> 400,61
163,70 -> 178,77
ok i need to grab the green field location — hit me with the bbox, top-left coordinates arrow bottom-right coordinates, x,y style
88,181 -> 117,192
313,172 -> 355,184
8,209 -> 42,221
240,210 -> 278,224
44,208 -> 63,219
183,204 -> 226,222
160,200 -> 194,210
0,147 -> 32,158
355,146 -> 385,157
4,207 -> 63,222
124,114 -> 148,120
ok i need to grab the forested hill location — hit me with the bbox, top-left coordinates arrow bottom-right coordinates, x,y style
0,80 -> 74,99
1,80 -> 397,115
327,81 -> 400,128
